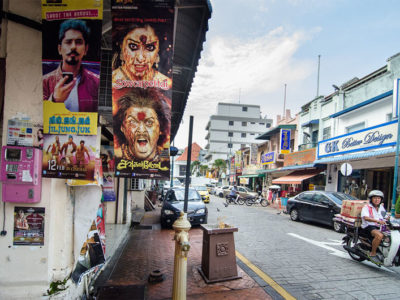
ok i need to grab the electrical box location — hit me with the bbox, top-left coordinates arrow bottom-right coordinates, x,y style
1,146 -> 42,203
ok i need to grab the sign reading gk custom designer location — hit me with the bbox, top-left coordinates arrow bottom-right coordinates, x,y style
111,0 -> 173,179
42,0 -> 103,179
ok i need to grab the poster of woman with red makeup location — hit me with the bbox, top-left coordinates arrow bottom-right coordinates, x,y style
111,0 -> 173,179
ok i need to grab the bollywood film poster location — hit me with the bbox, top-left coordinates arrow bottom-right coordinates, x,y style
111,0 -> 173,180
41,0 -> 103,179
42,134 -> 98,179
101,145 -> 116,201
14,207 -> 45,246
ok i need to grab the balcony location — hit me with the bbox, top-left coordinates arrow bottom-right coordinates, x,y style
298,143 -> 317,151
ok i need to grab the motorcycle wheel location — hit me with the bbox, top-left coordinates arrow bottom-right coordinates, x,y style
260,199 -> 268,207
245,198 -> 253,206
225,197 -> 230,204
237,197 -> 245,205
346,238 -> 366,262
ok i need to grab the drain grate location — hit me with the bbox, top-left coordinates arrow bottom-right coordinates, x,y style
134,224 -> 153,230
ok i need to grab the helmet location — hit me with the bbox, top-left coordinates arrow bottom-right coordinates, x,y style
368,190 -> 384,201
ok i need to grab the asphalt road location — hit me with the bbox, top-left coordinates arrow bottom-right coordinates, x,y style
207,194 -> 400,300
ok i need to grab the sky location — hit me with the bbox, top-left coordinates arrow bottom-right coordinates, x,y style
173,0 -> 400,149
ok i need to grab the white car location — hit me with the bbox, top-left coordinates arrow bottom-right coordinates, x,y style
214,185 -> 232,197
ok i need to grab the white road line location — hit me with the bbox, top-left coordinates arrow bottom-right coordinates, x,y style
287,232 -> 394,272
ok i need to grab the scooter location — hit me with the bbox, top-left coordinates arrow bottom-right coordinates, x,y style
341,216 -> 400,267
245,191 -> 269,207
225,194 -> 244,205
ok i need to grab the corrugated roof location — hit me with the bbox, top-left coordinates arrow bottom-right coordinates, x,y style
176,143 -> 203,161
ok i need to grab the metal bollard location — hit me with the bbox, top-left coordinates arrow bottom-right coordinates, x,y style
172,212 -> 191,300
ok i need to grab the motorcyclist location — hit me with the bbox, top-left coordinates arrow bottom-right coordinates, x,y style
360,190 -> 387,264
229,185 -> 238,204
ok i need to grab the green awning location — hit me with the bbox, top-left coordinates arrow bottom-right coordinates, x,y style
238,173 -> 265,178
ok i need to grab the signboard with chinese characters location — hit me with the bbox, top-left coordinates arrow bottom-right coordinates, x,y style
280,129 -> 291,154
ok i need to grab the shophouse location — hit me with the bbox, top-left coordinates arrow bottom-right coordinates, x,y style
0,1 -> 211,298
311,53 -> 400,209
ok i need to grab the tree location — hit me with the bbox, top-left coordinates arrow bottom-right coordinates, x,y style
191,160 -> 201,175
199,165 -> 208,176
212,159 -> 226,178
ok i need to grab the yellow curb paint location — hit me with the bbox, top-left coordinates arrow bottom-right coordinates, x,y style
236,251 -> 296,300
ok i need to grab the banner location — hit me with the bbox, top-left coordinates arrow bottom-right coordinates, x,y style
250,143 -> 258,165
101,145 -> 116,201
111,0 -> 173,179
280,129 -> 291,154
13,207 -> 45,246
42,0 -> 103,179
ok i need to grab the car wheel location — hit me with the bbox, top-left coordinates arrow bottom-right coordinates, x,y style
333,221 -> 344,233
290,208 -> 299,221
160,218 -> 168,229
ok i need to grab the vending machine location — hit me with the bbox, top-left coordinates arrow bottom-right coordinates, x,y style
1,146 -> 42,203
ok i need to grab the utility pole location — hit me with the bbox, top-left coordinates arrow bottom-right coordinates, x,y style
316,54 -> 321,97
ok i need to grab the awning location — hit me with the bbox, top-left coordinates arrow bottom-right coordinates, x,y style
272,169 -> 322,185
301,119 -> 319,127
238,173 -> 265,178
314,147 -> 395,164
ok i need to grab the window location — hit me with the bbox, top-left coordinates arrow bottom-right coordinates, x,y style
386,113 -> 393,122
228,143 -> 233,148
266,123 -> 271,128
229,121 -> 234,126
179,165 -> 186,176
323,126 -> 331,140
242,106 -> 248,111
346,122 -> 365,134
228,132 -> 233,137
250,122 -> 255,124
241,144 -> 246,148
259,123 -> 265,125
130,178 -> 144,190
312,130 -> 319,143
250,133 -> 255,135
242,122 -> 247,126
241,133 -> 246,138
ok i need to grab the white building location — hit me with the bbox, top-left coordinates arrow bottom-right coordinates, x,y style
300,52 -> 400,208
204,103 -> 273,163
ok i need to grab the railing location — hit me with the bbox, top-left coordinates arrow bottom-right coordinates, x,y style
298,143 -> 317,151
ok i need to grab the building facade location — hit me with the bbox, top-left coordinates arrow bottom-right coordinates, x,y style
204,102 -> 273,164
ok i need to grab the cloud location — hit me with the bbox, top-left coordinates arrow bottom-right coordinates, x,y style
174,27 -> 317,148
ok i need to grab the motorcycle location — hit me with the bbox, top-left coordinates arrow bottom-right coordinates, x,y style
225,194 -> 244,205
341,215 -> 400,267
245,192 -> 269,207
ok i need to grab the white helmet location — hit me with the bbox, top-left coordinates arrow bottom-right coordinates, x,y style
368,190 -> 384,201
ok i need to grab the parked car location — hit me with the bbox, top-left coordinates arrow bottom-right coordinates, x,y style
205,183 -> 216,195
222,186 -> 258,198
286,191 -> 358,232
215,185 -> 232,197
193,185 -> 210,203
161,179 -> 182,196
160,187 -> 208,228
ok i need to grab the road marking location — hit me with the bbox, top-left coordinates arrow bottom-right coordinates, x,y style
287,233 -> 394,272
236,251 -> 296,300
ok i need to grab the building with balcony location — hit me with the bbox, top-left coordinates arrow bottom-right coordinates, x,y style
204,102 -> 273,164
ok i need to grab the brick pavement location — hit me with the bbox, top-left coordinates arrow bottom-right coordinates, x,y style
98,207 -> 273,300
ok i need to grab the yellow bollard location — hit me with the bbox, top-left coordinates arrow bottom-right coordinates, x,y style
172,212 -> 191,300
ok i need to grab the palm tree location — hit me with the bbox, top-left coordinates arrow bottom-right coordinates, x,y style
199,165 -> 208,176
212,159 -> 226,178
191,160 -> 201,176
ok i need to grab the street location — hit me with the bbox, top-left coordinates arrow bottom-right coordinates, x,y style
206,194 -> 400,300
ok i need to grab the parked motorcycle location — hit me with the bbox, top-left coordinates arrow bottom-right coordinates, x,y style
225,194 -> 244,205
341,216 -> 400,267
245,192 -> 269,207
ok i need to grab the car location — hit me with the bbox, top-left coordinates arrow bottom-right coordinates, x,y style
222,186 -> 258,198
161,179 -> 182,196
160,187 -> 208,228
215,185 -> 232,197
286,191 -> 358,232
205,183 -> 216,195
193,185 -> 210,203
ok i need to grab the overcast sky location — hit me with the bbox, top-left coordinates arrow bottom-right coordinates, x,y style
173,0 -> 400,149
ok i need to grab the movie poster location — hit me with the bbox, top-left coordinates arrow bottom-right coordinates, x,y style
13,207 -> 45,246
101,145 -> 116,201
42,134 -> 98,179
111,0 -> 173,180
41,0 -> 103,179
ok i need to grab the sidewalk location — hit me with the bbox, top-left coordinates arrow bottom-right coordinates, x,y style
94,207 -> 273,300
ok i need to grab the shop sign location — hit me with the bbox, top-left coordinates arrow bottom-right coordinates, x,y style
261,151 -> 275,165
240,177 -> 249,185
317,120 -> 397,158
280,129 -> 291,154
250,143 -> 258,164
